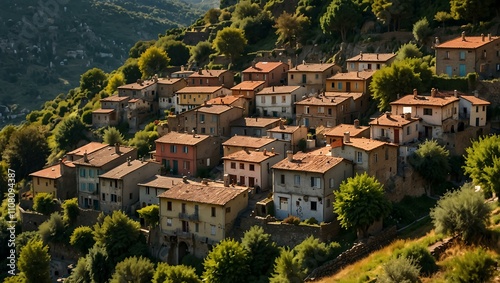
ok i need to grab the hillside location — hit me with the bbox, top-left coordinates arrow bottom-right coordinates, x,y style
0,0 -> 211,121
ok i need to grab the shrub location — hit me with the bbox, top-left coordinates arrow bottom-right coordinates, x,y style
33,193 -> 58,215
445,248 -> 496,283
394,243 -> 437,275
378,257 -> 420,283
304,217 -> 319,225
283,216 -> 301,225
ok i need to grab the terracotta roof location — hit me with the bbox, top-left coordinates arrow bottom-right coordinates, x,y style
176,86 -> 223,94
347,53 -> 396,62
138,175 -> 182,189
369,113 -> 420,127
295,96 -> 349,106
223,136 -> 276,148
272,152 -> 346,173
223,149 -> 279,163
390,94 -> 459,107
342,137 -> 393,151
157,78 -> 183,85
29,164 -> 61,179
206,96 -> 241,105
257,86 -> 301,95
196,104 -> 237,114
324,124 -> 370,137
188,69 -> 229,78
231,81 -> 265,91
128,99 -> 139,103
325,92 -> 363,101
118,80 -> 156,90
230,117 -> 281,128
92,108 -> 115,114
288,63 -> 336,73
242,61 -> 287,73
437,35 -> 500,49
67,142 -> 108,156
268,125 -> 301,134
100,95 -> 130,102
460,95 -> 490,105
99,160 -> 155,179
72,145 -> 136,167
171,70 -> 195,76
328,71 -> 374,80
158,182 -> 247,205
156,132 -> 210,145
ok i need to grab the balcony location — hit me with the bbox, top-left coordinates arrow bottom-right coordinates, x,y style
179,212 -> 200,221
175,228 -> 193,240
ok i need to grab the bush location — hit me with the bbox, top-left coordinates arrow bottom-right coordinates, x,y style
444,248 -> 496,283
33,193 -> 58,215
304,217 -> 319,225
38,213 -> 66,244
283,216 -> 301,225
394,243 -> 437,275
378,257 -> 420,283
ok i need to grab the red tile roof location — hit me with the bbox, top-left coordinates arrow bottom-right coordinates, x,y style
196,104 -> 239,114
223,149 -> 279,163
100,95 -> 130,102
324,124 -> 370,137
257,86 -> 301,95
29,164 -> 61,179
118,80 -> 156,90
156,132 -> 211,145
460,95 -> 490,105
158,182 -> 247,205
391,94 -> 459,107
223,136 -> 276,148
272,152 -> 346,173
341,137 -> 394,151
206,96 -> 241,105
99,160 -> 156,179
242,61 -> 287,73
295,96 -> 349,106
188,69 -> 229,78
268,125 -> 301,134
437,35 -> 500,49
157,78 -> 183,85
67,142 -> 108,156
176,86 -> 223,94
138,175 -> 182,189
347,53 -> 396,62
231,81 -> 265,91
288,63 -> 336,73
92,109 -> 115,114
328,71 -> 375,80
72,145 -> 136,167
230,117 -> 281,128
369,113 -> 420,127
324,92 -> 363,101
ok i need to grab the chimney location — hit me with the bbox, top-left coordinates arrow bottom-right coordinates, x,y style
481,33 -> 485,42
198,68 -> 202,75
431,88 -> 436,97
397,93 -> 400,99
359,51 -> 363,60
272,86 -> 275,92
223,174 -> 229,187
435,37 -> 440,46
271,147 -> 275,153
115,143 -> 120,154
252,61 -> 256,69
354,119 -> 360,128
127,156 -> 131,166
404,112 -> 411,120
279,120 -> 285,130
263,148 -> 267,156
385,112 -> 391,118
474,90 -> 479,98
202,178 -> 209,185
192,129 -> 196,137
413,89 -> 418,99
454,89 -> 458,98
488,33 -> 492,41
83,150 -> 89,162
181,65 -> 184,71
343,132 -> 351,143
357,71 -> 359,78
286,150 -> 293,161
182,176 -> 189,183
461,31 -> 466,41
288,58 -> 293,69
376,53 -> 379,59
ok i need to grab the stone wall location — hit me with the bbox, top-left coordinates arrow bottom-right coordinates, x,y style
386,166 -> 427,202
19,205 -> 100,232
305,226 -> 397,281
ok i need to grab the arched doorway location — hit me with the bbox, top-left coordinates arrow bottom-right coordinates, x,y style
178,241 -> 189,264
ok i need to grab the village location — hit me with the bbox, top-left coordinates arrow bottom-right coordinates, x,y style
24,31 -> 497,274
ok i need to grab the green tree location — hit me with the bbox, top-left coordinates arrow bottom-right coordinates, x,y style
430,183 -> 491,243
93,210 -> 148,265
87,245 -> 113,283
121,61 -> 142,84
66,257 -> 91,283
33,193 -> 57,215
190,41 -> 214,64
0,125 -> 16,160
18,239 -> 51,283
434,11 -> 452,28
138,46 -> 170,78
153,263 -> 201,283
156,39 -> 190,67
274,12 -> 309,46
137,204 -> 159,227
3,125 -> 50,180
106,72 -> 125,94
129,40 -> 156,59
38,212 -> 66,244
393,243 -> 437,275
463,135 -> 500,196
334,173 -> 391,239
81,110 -> 93,125
204,8 -> 221,24
396,43 -> 423,61
320,0 -> 361,42
80,68 -> 107,94
54,115 -> 87,151
202,239 -> 250,283
213,27 -> 248,63
233,0 -> 261,20
450,0 -> 494,25
62,198 -> 79,225
241,226 -> 280,282
444,248 -> 496,283
110,256 -> 154,283
15,231 -> 41,257
129,129 -> 159,157
378,257 -> 420,283
232,12 -> 273,45
269,248 -> 302,283
371,0 -> 413,31
70,226 -> 95,255
412,17 -> 432,46
409,140 -> 450,195
293,236 -> 339,276
103,127 -> 125,146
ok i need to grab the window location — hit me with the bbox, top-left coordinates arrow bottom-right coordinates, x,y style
385,148 -> 389,160
423,108 -> 432,116
280,174 -> 285,184
102,193 -> 105,201
183,146 -> 188,153
406,126 -> 410,135
356,151 -> 363,163
182,203 -> 186,213
225,207 -> 231,213
310,201 -> 317,211
338,82 -> 343,90
79,168 -> 86,177
302,74 -> 307,83
459,51 -> 466,60
291,74 -> 294,80
272,96 -> 276,104
329,178 -> 335,188
129,193 -> 133,200
210,127 -> 215,134
261,96 -> 265,103
476,106 -> 479,113
294,175 -> 300,186
170,145 -> 177,153
446,51 -> 450,59
249,164 -> 255,171
89,170 -> 94,178
282,107 -> 287,113
328,108 -> 332,115
230,162 -> 236,169
167,201 -> 172,211
167,218 -> 172,226
305,106 -> 310,114
211,207 -> 216,217
374,153 -> 378,163
483,106 -> 486,111
310,177 -> 320,188
350,63 -> 355,70
279,197 -> 288,210
282,96 -> 286,103
183,161 -> 190,170
195,223 -> 199,232
88,183 -> 95,192
239,163 -> 244,170
318,106 -> 324,113
200,114 -> 205,122
111,194 -> 117,202
210,224 -> 216,235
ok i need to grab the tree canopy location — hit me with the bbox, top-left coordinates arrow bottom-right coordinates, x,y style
274,12 -> 309,47
138,46 -> 171,78
241,226 -> 280,282
137,204 -> 160,227
463,135 -> 500,196
153,263 -> 201,283
110,256 -> 155,283
213,27 -> 248,63
103,127 -> 125,146
202,239 -> 250,283
18,239 -> 51,283
80,68 -> 107,94
70,226 -> 95,255
450,0 -> 495,25
320,0 -> 361,42
409,140 -> 450,194
334,172 -> 391,238
33,193 -> 57,216
156,38 -> 190,67
54,115 -> 87,151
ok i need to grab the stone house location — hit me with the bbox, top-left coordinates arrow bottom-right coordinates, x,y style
324,120 -> 370,145
231,80 -> 265,115
295,95 -> 351,129
157,78 -> 188,111
242,61 -> 289,87
138,175 -> 182,207
459,94 -> 490,127
29,160 -> 76,200
255,85 -> 307,119
369,112 -> 421,144
174,86 -> 231,113
230,117 -> 282,137
267,123 -> 308,153
288,62 -> 340,94
346,52 -> 396,72
187,69 -> 234,88
222,135 -> 290,157
66,142 -> 108,162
